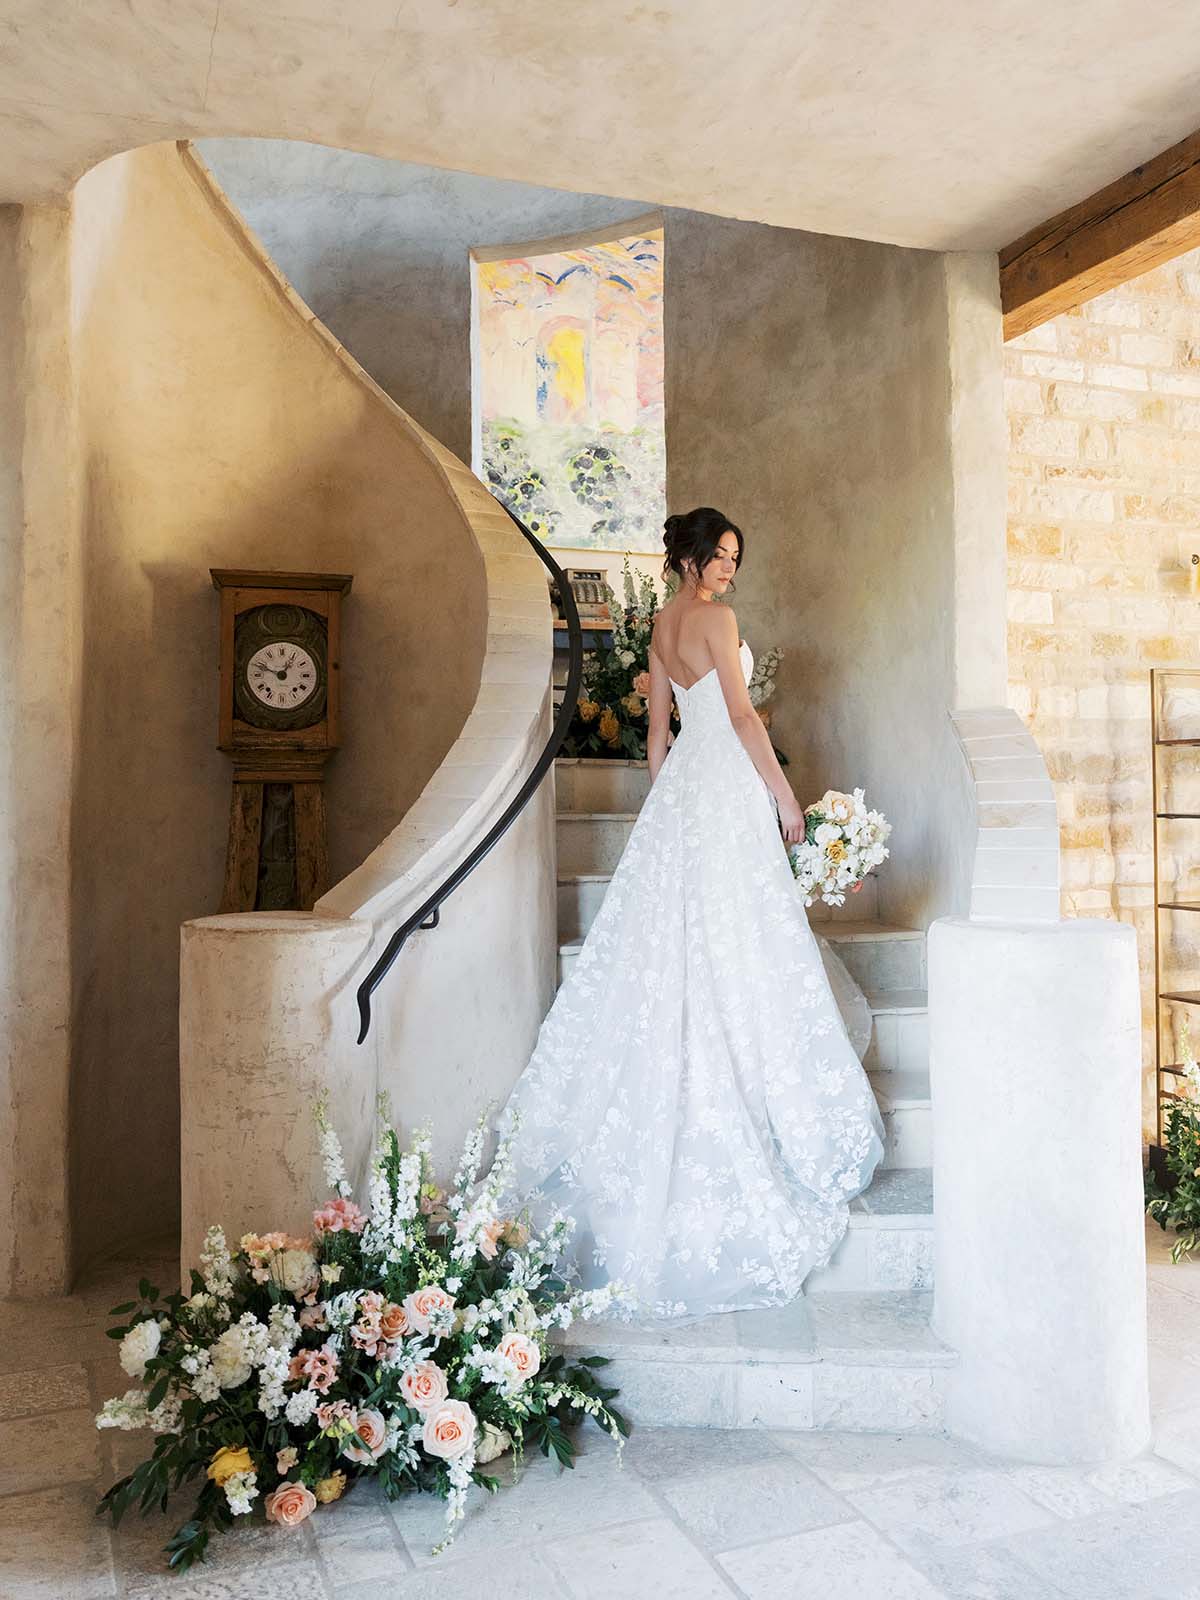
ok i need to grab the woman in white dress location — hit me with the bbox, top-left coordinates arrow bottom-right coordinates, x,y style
494,508 -> 884,1320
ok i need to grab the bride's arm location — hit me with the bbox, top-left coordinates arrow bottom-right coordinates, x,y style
708,607 -> 805,841
646,642 -> 673,784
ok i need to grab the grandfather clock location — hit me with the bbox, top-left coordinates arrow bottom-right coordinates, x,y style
211,569 -> 353,912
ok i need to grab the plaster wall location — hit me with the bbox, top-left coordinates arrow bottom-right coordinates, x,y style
0,202 -> 81,1293
664,215 -> 998,928
64,142 -> 486,1272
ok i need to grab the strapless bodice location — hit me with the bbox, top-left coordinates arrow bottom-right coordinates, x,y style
668,639 -> 753,729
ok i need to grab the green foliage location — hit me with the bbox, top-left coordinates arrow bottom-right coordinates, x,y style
1146,1090 -> 1200,1261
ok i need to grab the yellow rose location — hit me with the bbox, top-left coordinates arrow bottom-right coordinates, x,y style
577,699 -> 600,722
206,1445 -> 253,1486
826,839 -> 847,863
621,692 -> 646,718
598,708 -> 620,745
314,1471 -> 347,1503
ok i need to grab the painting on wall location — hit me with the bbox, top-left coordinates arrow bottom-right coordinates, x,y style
475,224 -> 665,552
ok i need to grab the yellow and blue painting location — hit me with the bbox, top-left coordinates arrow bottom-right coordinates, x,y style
476,226 -> 665,552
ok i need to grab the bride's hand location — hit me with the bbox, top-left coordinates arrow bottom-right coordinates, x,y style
777,794 -> 806,844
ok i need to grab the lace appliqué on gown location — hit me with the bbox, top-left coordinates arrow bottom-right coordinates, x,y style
494,640 -> 885,1320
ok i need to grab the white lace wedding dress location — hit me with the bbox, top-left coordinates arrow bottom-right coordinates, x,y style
494,639 -> 885,1320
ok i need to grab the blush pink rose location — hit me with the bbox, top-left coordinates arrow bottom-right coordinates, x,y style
403,1285 -> 455,1336
496,1331 -> 541,1383
264,1481 -> 317,1527
477,1219 -> 506,1261
341,1406 -> 388,1464
632,670 -> 651,697
400,1360 -> 449,1413
379,1302 -> 409,1343
312,1198 -> 366,1234
421,1398 -> 477,1461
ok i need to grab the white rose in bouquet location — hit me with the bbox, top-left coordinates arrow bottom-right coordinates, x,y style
119,1319 -> 162,1379
787,786 -> 891,908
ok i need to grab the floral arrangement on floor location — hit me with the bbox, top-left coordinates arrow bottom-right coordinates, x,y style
561,558 -> 786,763
787,787 -> 892,907
1146,1017 -> 1200,1261
95,1102 -> 633,1574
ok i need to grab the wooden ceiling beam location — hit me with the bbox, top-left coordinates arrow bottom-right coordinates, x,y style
1000,128 -> 1200,341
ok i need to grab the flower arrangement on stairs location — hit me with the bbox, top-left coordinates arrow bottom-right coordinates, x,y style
1146,1017 -> 1200,1261
561,557 -> 787,763
95,1101 -> 633,1573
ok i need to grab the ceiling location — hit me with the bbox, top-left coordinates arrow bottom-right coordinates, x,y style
3,0 -> 1199,249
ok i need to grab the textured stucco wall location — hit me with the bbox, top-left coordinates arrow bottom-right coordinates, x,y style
0,202 -> 80,1293
199,140 -> 656,471
64,143 -> 486,1273
665,214 -> 999,928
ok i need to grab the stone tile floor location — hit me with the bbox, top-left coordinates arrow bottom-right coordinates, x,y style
0,1220 -> 1197,1599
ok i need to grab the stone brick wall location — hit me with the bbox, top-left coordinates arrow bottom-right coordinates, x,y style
1005,248 -> 1200,1139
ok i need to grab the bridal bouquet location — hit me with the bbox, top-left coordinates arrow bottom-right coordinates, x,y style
787,787 -> 892,907
95,1102 -> 632,1573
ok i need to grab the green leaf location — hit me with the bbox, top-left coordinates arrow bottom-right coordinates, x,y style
146,1376 -> 169,1412
108,1300 -> 137,1315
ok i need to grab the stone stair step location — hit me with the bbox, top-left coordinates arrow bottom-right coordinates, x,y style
551,1290 -> 952,1431
555,812 -> 639,875
556,876 -> 611,946
554,757 -> 651,814
863,989 -> 929,1074
806,1167 -> 933,1292
821,922 -> 926,994
869,1068 -> 932,1168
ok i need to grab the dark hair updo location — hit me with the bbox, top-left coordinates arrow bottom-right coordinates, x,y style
662,506 -> 744,587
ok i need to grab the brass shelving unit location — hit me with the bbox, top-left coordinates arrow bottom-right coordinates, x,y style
1151,667 -> 1200,1156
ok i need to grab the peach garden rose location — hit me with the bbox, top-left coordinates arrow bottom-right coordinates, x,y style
264,1481 -> 317,1527
403,1285 -> 455,1336
400,1360 -> 449,1413
422,1398 -> 477,1461
497,1330 -> 541,1384
341,1407 -> 388,1464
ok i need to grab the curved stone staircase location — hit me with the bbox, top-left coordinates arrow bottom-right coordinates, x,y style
551,756 -> 954,1432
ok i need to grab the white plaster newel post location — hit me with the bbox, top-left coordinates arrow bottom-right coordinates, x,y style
179,913 -> 374,1273
930,711 -> 1149,1460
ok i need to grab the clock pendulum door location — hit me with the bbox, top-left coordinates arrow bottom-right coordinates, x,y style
211,570 -> 352,914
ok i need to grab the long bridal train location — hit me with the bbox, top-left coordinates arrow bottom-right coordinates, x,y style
495,640 -> 886,1322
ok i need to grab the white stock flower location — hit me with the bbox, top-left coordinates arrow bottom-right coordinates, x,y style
118,1319 -> 162,1379
224,1470 -> 259,1516
199,1226 -> 235,1302
96,1390 -> 151,1431
284,1387 -> 319,1427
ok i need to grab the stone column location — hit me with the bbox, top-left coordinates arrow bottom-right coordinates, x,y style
929,915 -> 1150,1462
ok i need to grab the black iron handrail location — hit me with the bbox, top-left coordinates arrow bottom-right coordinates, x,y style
355,497 -> 584,1043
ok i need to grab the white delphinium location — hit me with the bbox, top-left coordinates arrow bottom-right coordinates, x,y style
448,1114 -> 489,1219
224,1470 -> 258,1516
314,1094 -> 354,1198
199,1226 -> 235,1307
467,1340 -> 522,1396
539,1281 -> 636,1331
323,1290 -> 364,1347
383,1413 -> 420,1470
451,1124 -> 518,1265
432,1448 -> 478,1557
118,1318 -> 162,1379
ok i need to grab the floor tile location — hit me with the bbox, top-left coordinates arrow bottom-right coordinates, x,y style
622,1424 -> 786,1483
1084,1454 -> 1195,1503
1004,1464 -> 1111,1520
157,1564 -> 328,1600
546,1515 -> 735,1599
1152,1401 -> 1200,1476
656,1457 -> 850,1552
718,1518 -> 945,1600
0,1485 -> 116,1598
856,1168 -> 934,1216
999,1488 -> 1200,1599
848,1466 -> 1057,1556
391,1436 -> 657,1568
336,1547 -> 561,1600
1145,1279 -> 1200,1368
773,1429 -> 986,1491
906,1542 -> 1069,1600
0,1409 -> 101,1496
312,1517 -> 411,1587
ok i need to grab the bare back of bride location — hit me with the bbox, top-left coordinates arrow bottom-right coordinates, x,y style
495,507 -> 884,1320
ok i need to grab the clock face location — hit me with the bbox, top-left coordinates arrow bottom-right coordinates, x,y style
246,641 -> 318,710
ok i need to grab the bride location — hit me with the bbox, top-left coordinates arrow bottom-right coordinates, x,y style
494,506 -> 885,1320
